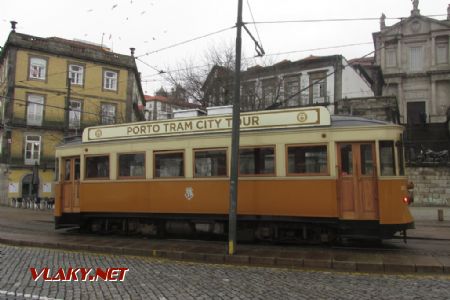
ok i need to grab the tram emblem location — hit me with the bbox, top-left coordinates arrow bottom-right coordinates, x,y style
297,112 -> 308,123
95,129 -> 103,138
185,187 -> 194,200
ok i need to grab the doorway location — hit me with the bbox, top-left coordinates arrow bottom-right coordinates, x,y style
337,142 -> 378,220
61,157 -> 80,213
21,174 -> 33,199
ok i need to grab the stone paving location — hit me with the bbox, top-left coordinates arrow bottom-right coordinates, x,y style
0,244 -> 450,300
1,205 -> 450,277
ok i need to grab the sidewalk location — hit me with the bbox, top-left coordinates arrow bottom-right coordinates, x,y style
0,205 -> 449,275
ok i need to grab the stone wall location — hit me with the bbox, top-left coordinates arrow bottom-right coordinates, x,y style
336,96 -> 399,123
406,166 -> 450,206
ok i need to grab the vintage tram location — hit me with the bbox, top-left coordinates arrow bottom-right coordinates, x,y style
54,106 -> 414,242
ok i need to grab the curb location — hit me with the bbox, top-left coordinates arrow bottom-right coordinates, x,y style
1,237 -> 449,275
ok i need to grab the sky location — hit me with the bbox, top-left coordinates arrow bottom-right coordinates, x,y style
2,0 -> 449,94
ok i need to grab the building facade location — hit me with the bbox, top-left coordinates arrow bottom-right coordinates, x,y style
0,28 -> 144,205
373,3 -> 450,125
202,55 -> 374,113
143,95 -> 200,121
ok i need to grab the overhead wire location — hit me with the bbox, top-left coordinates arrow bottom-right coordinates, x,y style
247,14 -> 447,24
135,26 -> 235,58
137,41 -> 375,81
0,95 -> 102,117
246,0 -> 264,52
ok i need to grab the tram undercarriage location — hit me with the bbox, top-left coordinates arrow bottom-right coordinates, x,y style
56,213 -> 414,244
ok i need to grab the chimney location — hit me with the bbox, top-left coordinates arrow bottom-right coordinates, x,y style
447,4 -> 450,20
130,47 -> 135,57
10,21 -> 17,32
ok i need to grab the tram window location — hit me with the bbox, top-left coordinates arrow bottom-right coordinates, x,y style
287,145 -> 328,175
397,137 -> 405,175
85,155 -> 110,179
154,151 -> 184,178
74,158 -> 80,180
194,149 -> 227,177
64,159 -> 71,180
239,147 -> 275,175
340,144 -> 353,175
118,153 -> 145,178
54,158 -> 59,181
360,144 -> 374,175
379,141 -> 396,176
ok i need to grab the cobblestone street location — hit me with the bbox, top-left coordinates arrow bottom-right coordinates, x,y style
1,244 -> 449,300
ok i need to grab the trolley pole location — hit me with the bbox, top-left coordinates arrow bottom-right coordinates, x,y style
228,0 -> 243,256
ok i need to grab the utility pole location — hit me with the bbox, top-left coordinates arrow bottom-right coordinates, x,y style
228,0 -> 243,256
65,77 -> 71,134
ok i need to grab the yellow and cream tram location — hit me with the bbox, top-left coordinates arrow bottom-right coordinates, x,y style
54,106 -> 414,242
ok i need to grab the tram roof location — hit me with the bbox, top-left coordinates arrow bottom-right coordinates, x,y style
330,115 -> 393,127
60,107 -> 398,147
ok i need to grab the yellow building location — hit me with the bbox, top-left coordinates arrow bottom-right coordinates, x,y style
0,27 -> 144,205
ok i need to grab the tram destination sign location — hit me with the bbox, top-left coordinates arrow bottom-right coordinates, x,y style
84,107 -> 331,142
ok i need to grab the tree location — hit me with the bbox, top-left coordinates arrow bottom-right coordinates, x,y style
162,41 -> 240,108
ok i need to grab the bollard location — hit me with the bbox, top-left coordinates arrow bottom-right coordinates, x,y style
438,209 -> 444,222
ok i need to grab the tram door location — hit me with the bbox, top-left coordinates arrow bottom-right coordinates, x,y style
61,157 -> 80,213
337,143 -> 378,220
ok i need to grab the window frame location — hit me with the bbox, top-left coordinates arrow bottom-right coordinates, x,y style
28,56 -> 48,81
283,74 -> 301,105
26,93 -> 45,126
436,37 -> 449,65
153,150 -> 185,178
24,135 -> 41,165
238,145 -> 276,177
84,154 -> 110,180
68,62 -> 85,86
102,69 -> 119,91
379,140 -> 396,176
117,152 -> 146,179
68,98 -> 83,129
408,46 -> 424,71
308,71 -> 327,104
386,48 -> 397,67
193,148 -> 228,178
100,102 -> 117,125
262,78 -> 278,105
285,143 -> 329,176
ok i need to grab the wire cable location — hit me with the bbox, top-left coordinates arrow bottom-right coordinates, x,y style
246,0 -> 264,50
135,26 -> 235,58
247,14 -> 447,25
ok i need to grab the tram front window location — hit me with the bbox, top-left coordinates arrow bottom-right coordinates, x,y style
379,141 -> 396,176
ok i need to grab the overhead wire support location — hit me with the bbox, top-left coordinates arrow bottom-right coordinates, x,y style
228,0 -> 244,256
242,24 -> 265,57
245,0 -> 264,56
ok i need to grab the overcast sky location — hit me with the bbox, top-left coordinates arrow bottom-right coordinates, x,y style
2,0 -> 449,94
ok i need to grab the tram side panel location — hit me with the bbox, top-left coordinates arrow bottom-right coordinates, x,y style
377,178 -> 414,225
73,179 -> 337,219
